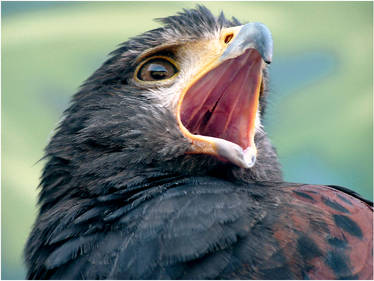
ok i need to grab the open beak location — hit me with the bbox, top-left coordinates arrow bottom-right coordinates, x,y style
176,22 -> 273,168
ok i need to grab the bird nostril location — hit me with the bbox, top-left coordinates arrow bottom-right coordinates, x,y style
224,33 -> 234,44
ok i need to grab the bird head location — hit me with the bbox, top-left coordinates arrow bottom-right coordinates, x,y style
44,6 -> 282,200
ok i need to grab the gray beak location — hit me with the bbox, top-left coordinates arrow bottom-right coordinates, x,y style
220,22 -> 273,64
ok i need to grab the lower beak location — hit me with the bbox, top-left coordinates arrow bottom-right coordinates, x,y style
177,22 -> 273,168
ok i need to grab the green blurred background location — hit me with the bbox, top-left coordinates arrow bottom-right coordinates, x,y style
2,1 -> 373,279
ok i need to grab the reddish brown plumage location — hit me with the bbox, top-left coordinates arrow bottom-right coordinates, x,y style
271,184 -> 373,279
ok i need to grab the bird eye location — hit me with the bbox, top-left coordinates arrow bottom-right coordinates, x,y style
136,57 -> 178,82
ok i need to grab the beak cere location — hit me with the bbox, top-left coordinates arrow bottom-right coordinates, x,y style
177,23 -> 273,168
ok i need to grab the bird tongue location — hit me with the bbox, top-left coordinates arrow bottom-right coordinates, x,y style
180,49 -> 263,150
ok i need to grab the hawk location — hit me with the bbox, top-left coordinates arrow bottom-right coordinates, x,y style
25,6 -> 373,279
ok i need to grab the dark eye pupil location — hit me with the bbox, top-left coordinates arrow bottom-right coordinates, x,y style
148,64 -> 167,80
151,71 -> 167,80
137,58 -> 178,81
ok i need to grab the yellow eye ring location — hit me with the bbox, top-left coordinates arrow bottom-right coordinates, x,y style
134,55 -> 179,83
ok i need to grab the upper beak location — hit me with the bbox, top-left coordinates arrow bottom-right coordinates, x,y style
177,22 -> 273,169
221,22 -> 273,64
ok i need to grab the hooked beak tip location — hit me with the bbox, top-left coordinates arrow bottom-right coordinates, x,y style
264,56 -> 272,64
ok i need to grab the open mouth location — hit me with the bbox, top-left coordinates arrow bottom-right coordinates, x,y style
179,48 -> 263,152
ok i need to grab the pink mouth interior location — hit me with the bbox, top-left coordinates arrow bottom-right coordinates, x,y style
180,49 -> 263,150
